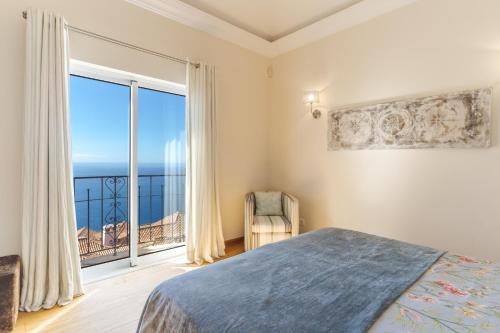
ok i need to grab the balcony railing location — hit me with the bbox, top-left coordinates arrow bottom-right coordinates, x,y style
74,174 -> 185,267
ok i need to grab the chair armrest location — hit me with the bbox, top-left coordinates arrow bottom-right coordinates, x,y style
244,193 -> 255,251
282,193 -> 299,236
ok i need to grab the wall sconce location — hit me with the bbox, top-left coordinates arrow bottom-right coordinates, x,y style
304,92 -> 321,119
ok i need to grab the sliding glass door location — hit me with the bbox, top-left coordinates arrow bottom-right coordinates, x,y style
70,62 -> 186,268
71,75 -> 131,267
136,87 -> 186,256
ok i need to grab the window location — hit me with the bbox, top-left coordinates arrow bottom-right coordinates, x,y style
70,60 -> 186,268
137,87 -> 186,256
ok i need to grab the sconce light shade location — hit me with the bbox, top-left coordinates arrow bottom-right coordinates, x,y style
304,92 -> 319,104
304,91 -> 321,119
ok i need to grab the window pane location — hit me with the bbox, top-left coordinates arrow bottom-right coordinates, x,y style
70,75 -> 130,267
137,87 -> 186,256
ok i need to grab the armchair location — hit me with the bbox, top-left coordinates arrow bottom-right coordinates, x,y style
244,192 -> 299,251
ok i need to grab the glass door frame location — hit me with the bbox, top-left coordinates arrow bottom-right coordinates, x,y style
70,59 -> 186,268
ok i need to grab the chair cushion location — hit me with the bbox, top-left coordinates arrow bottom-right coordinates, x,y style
252,215 -> 291,234
254,192 -> 283,216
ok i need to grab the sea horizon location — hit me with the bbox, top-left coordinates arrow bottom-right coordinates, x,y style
73,162 -> 186,177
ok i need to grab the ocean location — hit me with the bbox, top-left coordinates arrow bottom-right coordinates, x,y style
73,163 -> 185,231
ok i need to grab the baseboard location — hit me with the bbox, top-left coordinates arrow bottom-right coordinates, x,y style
225,236 -> 244,246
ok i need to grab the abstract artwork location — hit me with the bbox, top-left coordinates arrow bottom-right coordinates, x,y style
327,88 -> 492,150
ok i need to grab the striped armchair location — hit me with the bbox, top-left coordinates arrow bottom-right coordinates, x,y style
244,192 -> 299,251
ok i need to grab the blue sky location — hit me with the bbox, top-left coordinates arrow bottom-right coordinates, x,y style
70,75 -> 186,166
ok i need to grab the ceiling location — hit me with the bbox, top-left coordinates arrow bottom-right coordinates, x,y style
178,0 -> 363,42
126,0 -> 418,57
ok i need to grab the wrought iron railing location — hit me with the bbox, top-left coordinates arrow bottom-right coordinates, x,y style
74,174 -> 185,267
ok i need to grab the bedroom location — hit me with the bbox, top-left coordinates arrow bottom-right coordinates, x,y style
0,0 -> 499,332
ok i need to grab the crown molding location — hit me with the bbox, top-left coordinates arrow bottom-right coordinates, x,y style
125,0 -> 274,56
271,0 -> 417,56
126,0 -> 417,58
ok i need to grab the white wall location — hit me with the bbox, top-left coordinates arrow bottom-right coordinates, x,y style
269,0 -> 500,261
0,0 -> 270,256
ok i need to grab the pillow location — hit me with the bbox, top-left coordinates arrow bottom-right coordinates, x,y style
254,192 -> 283,216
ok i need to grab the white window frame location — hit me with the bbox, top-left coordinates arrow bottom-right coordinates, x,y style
70,59 -> 185,95
70,60 -> 186,277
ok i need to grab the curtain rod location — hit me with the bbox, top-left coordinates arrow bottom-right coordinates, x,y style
22,10 -> 199,68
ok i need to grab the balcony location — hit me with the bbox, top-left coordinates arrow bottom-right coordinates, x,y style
74,175 -> 185,267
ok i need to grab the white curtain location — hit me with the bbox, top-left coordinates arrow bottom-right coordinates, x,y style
21,9 -> 83,312
185,63 -> 226,264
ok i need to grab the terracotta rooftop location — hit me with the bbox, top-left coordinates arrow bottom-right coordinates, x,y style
77,212 -> 185,266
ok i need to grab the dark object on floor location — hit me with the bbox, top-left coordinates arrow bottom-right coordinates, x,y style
0,255 -> 21,333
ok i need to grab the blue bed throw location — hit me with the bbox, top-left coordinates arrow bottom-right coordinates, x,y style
137,228 -> 444,333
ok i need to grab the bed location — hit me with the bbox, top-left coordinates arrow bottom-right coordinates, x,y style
137,228 -> 500,333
